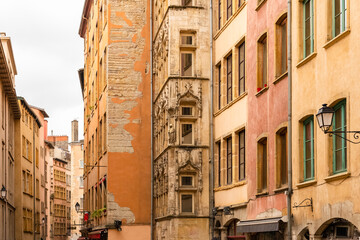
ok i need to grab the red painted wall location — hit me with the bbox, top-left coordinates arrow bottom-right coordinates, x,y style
246,0 -> 288,219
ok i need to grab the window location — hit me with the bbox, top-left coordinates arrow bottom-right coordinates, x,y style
226,137 -> 232,185
80,176 -> 84,188
303,117 -> 314,181
332,0 -> 347,37
54,186 -> 66,199
218,0 -> 222,29
227,0 -> 232,19
217,64 -> 222,109
23,171 -> 33,195
257,34 -> 267,91
181,107 -> 193,116
303,0 -> 314,58
238,0 -> 243,7
257,138 -> 267,192
80,159 -> 84,168
332,100 -> 346,173
182,0 -> 192,6
276,15 -> 287,76
181,35 -> 193,45
217,141 -> 221,186
181,123 -> 193,144
104,113 -> 107,151
181,176 -> 193,187
35,148 -> 39,168
181,194 -> 193,213
181,52 -> 193,76
36,179 -> 40,199
23,208 -> 33,232
238,42 -> 245,95
276,128 -> 288,187
238,130 -> 245,181
227,54 -> 232,103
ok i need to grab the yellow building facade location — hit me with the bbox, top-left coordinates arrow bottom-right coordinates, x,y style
291,0 -> 360,239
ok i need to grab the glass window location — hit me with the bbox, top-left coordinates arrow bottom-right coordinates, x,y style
303,117 -> 314,181
303,0 -> 314,58
333,100 -> 346,173
257,138 -> 267,192
218,64 -> 222,109
181,53 -> 193,76
238,42 -> 245,95
181,194 -> 193,213
276,128 -> 288,187
227,54 -> 232,104
239,130 -> 245,181
276,16 -> 287,75
181,124 -> 193,144
227,137 -> 232,184
217,141 -> 221,186
257,35 -> 267,91
181,107 -> 192,116
227,0 -> 232,20
218,0 -> 222,29
181,176 -> 193,186
333,0 -> 347,37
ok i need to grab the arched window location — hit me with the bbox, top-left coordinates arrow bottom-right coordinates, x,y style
227,219 -> 245,240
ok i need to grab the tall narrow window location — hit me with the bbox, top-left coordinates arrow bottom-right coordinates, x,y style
303,117 -> 314,181
332,0 -> 347,37
239,130 -> 245,181
181,53 -> 193,76
238,42 -> 245,95
257,138 -> 267,192
227,0 -> 232,20
303,0 -> 314,58
181,124 -> 193,144
227,54 -> 232,104
333,100 -> 346,173
181,194 -> 193,213
276,15 -> 287,76
276,128 -> 288,187
218,0 -> 222,29
257,35 -> 267,91
227,137 -> 232,185
218,64 -> 222,109
217,141 -> 221,186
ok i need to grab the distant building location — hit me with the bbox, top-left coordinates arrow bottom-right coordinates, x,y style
15,97 -> 42,240
0,32 -> 21,240
78,0 -> 151,239
48,135 -> 71,240
70,120 -> 84,240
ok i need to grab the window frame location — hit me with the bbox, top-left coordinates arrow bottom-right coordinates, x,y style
227,54 -> 233,104
332,100 -> 347,174
180,51 -> 194,77
217,64 -> 222,110
180,193 -> 194,213
303,116 -> 314,181
332,0 -> 347,38
257,137 -> 268,193
276,15 -> 288,76
227,0 -> 232,20
226,137 -> 232,185
238,130 -> 245,181
303,0 -> 314,58
217,141 -> 221,186
257,34 -> 268,91
181,122 -> 193,145
238,42 -> 245,95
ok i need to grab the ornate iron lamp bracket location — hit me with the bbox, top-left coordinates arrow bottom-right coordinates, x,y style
293,197 -> 313,212
325,130 -> 360,144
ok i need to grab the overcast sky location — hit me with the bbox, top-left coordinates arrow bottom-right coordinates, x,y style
0,0 -> 85,139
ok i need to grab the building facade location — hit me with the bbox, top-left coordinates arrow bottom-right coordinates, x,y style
78,0 -> 151,239
70,120 -> 84,240
152,0 -> 211,239
291,0 -> 360,239
15,97 -> 42,240
0,32 -> 21,240
212,0 -> 248,239
244,0 -> 289,238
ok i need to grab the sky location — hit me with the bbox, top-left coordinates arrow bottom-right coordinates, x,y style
0,0 -> 85,139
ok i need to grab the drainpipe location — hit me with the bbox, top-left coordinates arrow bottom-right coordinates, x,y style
287,0 -> 293,239
33,120 -> 36,240
150,0 -> 154,239
209,0 -> 214,239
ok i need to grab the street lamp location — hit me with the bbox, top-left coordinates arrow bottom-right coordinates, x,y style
317,104 -> 360,144
1,185 -> 6,199
75,202 -> 80,213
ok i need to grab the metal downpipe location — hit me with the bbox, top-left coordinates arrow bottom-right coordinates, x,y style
287,0 -> 293,239
150,0 -> 154,238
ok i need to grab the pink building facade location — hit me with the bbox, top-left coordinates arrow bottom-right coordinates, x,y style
245,0 -> 288,238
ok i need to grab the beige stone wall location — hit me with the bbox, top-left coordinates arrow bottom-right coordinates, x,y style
153,0 -> 211,239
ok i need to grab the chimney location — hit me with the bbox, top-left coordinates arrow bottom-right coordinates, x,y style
71,120 -> 78,142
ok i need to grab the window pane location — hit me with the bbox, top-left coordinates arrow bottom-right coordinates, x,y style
281,20 -> 287,73
262,38 -> 267,87
336,150 -> 342,171
182,107 -> 192,116
181,195 -> 192,212
181,176 -> 192,186
181,35 -> 193,45
181,53 -> 192,76
335,108 -> 342,129
306,141 -> 312,159
305,160 -> 312,179
182,124 -> 192,144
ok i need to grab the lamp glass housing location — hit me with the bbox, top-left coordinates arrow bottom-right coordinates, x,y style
1,186 -> 6,199
316,104 -> 334,132
75,202 -> 80,213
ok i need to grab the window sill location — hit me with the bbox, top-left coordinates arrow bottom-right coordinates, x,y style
296,52 -> 317,68
214,180 -> 247,192
255,86 -> 269,97
324,171 -> 350,183
256,191 -> 268,197
323,29 -> 351,49
274,186 -> 288,193
179,187 -> 197,191
255,0 -> 267,11
296,179 -> 317,189
273,71 -> 288,84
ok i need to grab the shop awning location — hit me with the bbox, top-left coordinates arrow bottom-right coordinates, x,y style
88,230 -> 103,239
236,217 -> 283,233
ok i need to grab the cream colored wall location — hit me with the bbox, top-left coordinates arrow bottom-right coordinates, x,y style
292,0 -> 360,237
